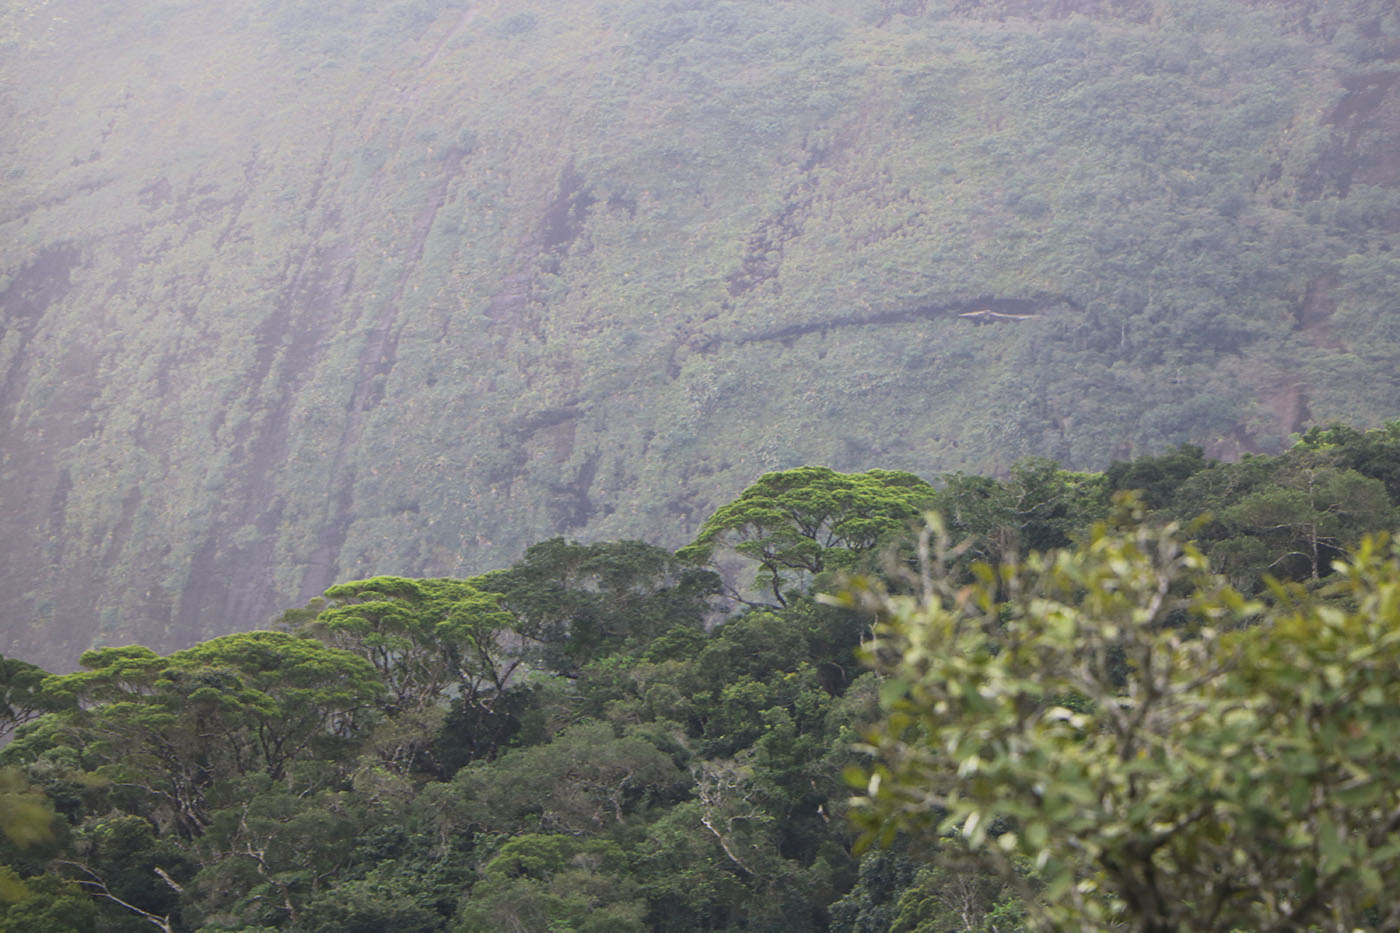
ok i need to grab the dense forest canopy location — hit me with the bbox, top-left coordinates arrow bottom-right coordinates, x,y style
3,429 -> 1400,930
2,0 -> 1399,668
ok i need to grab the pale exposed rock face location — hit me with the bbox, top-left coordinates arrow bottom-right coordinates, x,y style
2,0 -> 1397,668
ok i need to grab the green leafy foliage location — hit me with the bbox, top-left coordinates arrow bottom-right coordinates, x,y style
931,459 -> 1108,569
847,516 -> 1400,931
452,835 -> 646,933
679,467 -> 937,605
1112,429 -> 1400,588
311,576 -> 514,714
0,870 -> 97,933
0,657 -> 57,743
439,720 -> 686,835
0,768 -> 57,854
482,538 -> 720,673
300,576 -> 523,772
3,434 -> 1400,928
23,633 -> 380,837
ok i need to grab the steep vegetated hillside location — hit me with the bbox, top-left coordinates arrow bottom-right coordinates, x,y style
2,0 -> 1398,664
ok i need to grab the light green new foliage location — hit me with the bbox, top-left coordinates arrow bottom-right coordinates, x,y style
310,576 -> 517,715
37,633 -> 382,837
679,466 -> 936,606
843,514 -> 1400,932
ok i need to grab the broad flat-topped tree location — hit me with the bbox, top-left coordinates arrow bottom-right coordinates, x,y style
678,467 -> 937,607
33,633 -> 381,838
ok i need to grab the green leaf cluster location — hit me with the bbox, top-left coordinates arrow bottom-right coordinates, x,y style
679,467 -> 937,606
850,518 -> 1400,931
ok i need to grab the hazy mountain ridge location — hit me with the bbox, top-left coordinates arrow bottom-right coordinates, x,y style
2,0 -> 1398,667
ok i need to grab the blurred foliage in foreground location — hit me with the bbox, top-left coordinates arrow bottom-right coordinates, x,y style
845,516 -> 1400,931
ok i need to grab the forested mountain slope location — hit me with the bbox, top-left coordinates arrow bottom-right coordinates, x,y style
5,446 -> 1400,931
2,0 -> 1399,666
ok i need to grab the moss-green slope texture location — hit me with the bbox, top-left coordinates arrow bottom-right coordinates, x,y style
2,0 -> 1398,666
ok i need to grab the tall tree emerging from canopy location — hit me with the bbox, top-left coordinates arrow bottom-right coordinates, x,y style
298,575 -> 525,772
0,655 -> 54,742
480,538 -> 720,674
932,458 -> 1108,570
678,467 -> 937,607
307,576 -> 517,717
841,516 -> 1400,932
31,633 -> 381,837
